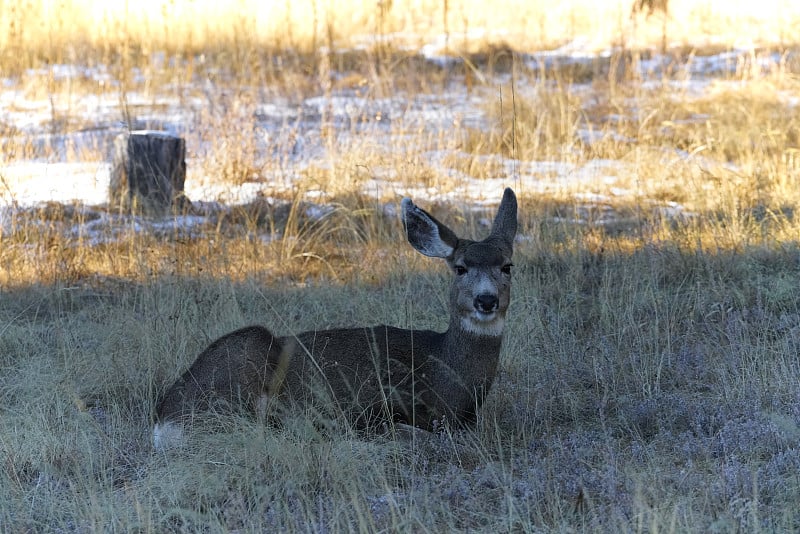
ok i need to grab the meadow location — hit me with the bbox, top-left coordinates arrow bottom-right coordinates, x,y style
2,0 -> 800,531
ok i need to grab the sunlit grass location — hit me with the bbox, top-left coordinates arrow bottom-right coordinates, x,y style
3,0 -> 800,69
2,0 -> 800,531
3,46 -> 800,287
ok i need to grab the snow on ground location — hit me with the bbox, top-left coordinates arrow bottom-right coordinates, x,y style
0,39 -> 782,232
0,156 -> 627,209
0,162 -> 110,207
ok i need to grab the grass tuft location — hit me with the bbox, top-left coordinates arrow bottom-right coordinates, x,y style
3,1 -> 800,531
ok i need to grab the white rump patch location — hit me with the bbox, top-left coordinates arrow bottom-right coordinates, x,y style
153,421 -> 185,450
461,314 -> 505,337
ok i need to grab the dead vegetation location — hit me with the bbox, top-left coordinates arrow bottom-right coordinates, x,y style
2,0 -> 800,531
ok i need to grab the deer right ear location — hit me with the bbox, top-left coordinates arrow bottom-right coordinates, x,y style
490,188 -> 518,249
402,198 -> 458,258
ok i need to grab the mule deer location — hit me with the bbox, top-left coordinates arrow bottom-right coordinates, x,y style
153,188 -> 517,448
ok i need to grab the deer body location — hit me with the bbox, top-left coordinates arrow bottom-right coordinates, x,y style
154,189 -> 517,448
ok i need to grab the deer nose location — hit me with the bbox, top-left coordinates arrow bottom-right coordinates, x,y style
474,294 -> 498,314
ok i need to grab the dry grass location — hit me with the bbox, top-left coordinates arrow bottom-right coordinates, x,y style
2,0 -> 800,531
2,0 -> 800,68
3,228 -> 800,530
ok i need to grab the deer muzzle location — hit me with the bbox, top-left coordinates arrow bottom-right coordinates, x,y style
473,293 -> 499,315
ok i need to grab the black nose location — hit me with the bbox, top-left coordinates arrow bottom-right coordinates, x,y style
474,294 -> 498,313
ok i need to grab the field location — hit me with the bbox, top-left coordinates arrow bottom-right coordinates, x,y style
2,0 -> 800,531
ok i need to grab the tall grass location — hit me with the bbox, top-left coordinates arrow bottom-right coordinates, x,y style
3,223 -> 800,530
2,0 -> 800,71
2,0 -> 800,531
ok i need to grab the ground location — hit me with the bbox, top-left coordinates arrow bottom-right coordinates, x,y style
2,2 -> 800,531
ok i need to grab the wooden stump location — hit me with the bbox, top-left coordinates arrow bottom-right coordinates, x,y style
109,131 -> 188,215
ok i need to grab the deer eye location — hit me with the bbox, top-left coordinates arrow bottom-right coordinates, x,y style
501,263 -> 513,275
454,265 -> 467,276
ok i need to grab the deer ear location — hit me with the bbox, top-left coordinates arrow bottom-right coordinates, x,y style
402,198 -> 459,258
490,188 -> 518,249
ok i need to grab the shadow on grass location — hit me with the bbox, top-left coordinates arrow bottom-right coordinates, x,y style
2,211 -> 800,529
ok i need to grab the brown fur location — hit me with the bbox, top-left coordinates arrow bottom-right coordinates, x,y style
154,189 -> 517,436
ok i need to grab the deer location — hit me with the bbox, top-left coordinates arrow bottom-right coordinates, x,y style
153,188 -> 517,449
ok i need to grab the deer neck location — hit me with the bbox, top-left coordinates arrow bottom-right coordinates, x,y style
440,314 -> 504,370
426,317 -> 504,415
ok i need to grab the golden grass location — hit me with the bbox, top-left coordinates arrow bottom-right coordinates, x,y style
2,2 -> 800,530
3,62 -> 800,286
2,0 -> 800,72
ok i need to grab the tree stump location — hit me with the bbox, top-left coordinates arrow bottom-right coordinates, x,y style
109,131 -> 188,215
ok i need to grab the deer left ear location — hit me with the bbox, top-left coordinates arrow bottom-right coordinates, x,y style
402,198 -> 458,258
